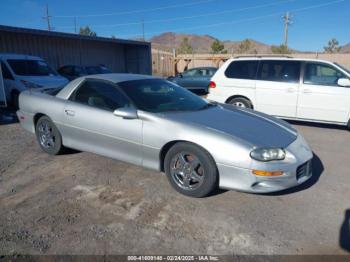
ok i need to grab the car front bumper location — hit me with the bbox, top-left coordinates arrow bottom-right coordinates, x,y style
218,134 -> 313,193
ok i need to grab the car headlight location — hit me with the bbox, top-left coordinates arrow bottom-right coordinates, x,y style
250,148 -> 286,162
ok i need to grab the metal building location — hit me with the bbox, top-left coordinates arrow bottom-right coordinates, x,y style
0,25 -> 152,74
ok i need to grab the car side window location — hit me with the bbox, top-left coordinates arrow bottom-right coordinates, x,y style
257,60 -> 301,83
1,62 -> 14,80
70,80 -> 131,111
182,69 -> 197,77
208,69 -> 216,76
304,63 -> 346,86
225,61 -> 258,80
195,69 -> 205,77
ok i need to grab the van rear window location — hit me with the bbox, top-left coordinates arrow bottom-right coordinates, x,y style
225,60 -> 258,80
7,59 -> 57,76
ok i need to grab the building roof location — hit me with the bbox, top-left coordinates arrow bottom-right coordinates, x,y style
0,24 -> 150,47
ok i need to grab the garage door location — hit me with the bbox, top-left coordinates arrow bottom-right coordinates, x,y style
0,65 -> 7,107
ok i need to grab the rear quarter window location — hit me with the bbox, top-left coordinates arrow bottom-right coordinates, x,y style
224,60 -> 258,80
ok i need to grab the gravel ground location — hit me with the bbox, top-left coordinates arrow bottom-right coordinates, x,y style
0,119 -> 349,255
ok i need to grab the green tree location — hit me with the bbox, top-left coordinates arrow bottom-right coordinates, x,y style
211,39 -> 226,54
177,37 -> 193,54
237,39 -> 252,54
271,44 -> 291,54
79,26 -> 97,37
111,35 -> 117,39
324,38 -> 341,53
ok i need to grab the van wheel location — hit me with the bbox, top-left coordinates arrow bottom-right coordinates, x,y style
227,97 -> 252,109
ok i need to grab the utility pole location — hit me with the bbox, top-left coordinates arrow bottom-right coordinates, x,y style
74,17 -> 77,33
43,3 -> 52,31
141,18 -> 145,41
283,11 -> 292,47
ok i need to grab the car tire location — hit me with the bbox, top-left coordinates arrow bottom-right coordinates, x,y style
347,119 -> 350,131
35,116 -> 65,155
227,97 -> 252,109
11,91 -> 19,109
164,142 -> 218,198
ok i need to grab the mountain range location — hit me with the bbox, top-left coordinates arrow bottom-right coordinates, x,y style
150,32 -> 350,54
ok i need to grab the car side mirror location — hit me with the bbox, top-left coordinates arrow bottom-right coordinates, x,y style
113,107 -> 138,119
177,73 -> 183,78
337,78 -> 350,87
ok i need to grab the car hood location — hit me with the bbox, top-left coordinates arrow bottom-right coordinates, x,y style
19,75 -> 69,88
162,104 -> 298,148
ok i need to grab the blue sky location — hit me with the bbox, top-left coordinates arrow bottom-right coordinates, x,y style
0,0 -> 349,51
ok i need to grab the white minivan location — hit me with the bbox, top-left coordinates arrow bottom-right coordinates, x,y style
0,54 -> 68,108
207,56 -> 350,129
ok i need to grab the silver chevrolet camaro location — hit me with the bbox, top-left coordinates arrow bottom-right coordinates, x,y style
17,73 -> 313,197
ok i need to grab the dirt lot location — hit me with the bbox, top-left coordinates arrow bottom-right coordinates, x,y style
0,119 -> 349,255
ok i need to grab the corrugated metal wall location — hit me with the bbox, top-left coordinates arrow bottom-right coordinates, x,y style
0,28 -> 151,74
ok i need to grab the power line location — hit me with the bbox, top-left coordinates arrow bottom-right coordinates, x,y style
56,0 -> 296,29
53,0 -> 216,18
118,0 -> 345,38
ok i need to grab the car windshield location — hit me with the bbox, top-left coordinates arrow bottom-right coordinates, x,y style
118,79 -> 211,113
7,59 -> 57,76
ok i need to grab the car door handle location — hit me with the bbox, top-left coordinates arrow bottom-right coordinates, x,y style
287,88 -> 295,93
65,109 -> 75,116
303,89 -> 313,94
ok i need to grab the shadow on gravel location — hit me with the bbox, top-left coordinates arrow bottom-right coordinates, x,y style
286,119 -> 348,131
0,108 -> 18,125
63,148 -> 81,155
263,153 -> 324,196
340,209 -> 350,252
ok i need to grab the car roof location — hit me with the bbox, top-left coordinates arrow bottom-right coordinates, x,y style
0,53 -> 43,60
229,56 -> 336,65
56,73 -> 158,99
84,73 -> 155,83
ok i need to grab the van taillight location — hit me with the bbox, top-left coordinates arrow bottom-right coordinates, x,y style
209,81 -> 216,88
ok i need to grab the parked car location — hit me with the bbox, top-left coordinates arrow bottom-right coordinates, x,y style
17,73 -> 313,197
167,67 -> 217,95
207,56 -> 350,129
85,65 -> 112,75
0,54 -> 68,108
57,65 -> 87,81
58,65 -> 112,80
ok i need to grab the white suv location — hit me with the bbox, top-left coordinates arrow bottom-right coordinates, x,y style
207,56 -> 350,129
0,54 -> 68,108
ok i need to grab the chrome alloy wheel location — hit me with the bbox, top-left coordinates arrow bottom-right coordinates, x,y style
170,152 -> 204,190
37,121 -> 55,148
